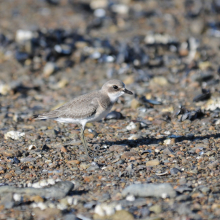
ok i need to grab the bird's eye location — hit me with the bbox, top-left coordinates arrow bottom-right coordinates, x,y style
113,85 -> 118,90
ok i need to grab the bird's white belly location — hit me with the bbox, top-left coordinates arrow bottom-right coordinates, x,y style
55,118 -> 88,124
55,109 -> 111,125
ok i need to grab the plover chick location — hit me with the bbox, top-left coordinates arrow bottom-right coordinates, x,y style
35,79 -> 133,158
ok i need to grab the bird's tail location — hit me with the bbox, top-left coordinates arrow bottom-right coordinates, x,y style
33,114 -> 48,120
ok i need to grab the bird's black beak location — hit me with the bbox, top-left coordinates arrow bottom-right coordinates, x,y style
123,88 -> 133,95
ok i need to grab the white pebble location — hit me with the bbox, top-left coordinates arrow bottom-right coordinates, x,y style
37,202 -> 47,210
28,145 -> 36,150
4,131 -> 25,140
47,178 -> 55,185
57,203 -> 67,210
43,62 -> 55,77
112,4 -> 129,15
126,194 -> 135,201
164,139 -> 171,145
126,122 -> 137,130
13,193 -> 22,202
94,8 -> 106,18
16,29 -> 33,42
0,84 -> 11,95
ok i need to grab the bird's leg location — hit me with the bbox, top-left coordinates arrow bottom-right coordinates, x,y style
80,125 -> 93,158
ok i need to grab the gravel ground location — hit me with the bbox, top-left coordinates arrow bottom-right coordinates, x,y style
0,0 -> 220,219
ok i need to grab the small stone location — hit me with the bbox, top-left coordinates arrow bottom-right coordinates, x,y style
43,62 -> 56,77
109,145 -> 126,153
131,99 -> 140,109
146,159 -> 160,166
67,160 -> 80,165
60,146 -> 67,153
149,204 -> 162,214
190,19 -> 205,35
33,208 -> 61,219
4,131 -> 25,140
105,111 -> 123,120
57,78 -> 68,88
94,203 -> 122,217
124,75 -> 135,85
126,122 -> 139,130
209,126 -> 215,131
87,163 -> 99,172
28,145 -> 36,150
111,4 -> 129,15
112,210 -> 134,220
164,138 -> 175,145
90,0 -> 108,9
30,195 -> 44,203
94,8 -> 106,18
121,152 -> 139,160
63,214 -> 77,220
80,163 -> 90,170
13,194 -> 22,202
170,168 -> 181,175
151,77 -> 168,86
16,29 -> 33,42
128,134 -> 139,140
0,84 -> 11,95
207,160 -> 219,169
4,173 -> 12,179
200,186 -> 210,194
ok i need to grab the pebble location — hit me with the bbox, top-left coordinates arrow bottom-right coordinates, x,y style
111,4 -> 129,15
149,204 -> 162,214
170,167 -> 181,175
146,159 -> 160,166
4,131 -> 25,140
126,122 -> 138,130
131,99 -> 140,109
109,145 -> 126,153
94,203 -> 122,217
121,152 -> 139,160
43,62 -> 56,77
105,111 -> 123,120
0,84 -> 11,95
15,29 -> 33,42
150,77 -> 169,86
122,183 -> 176,198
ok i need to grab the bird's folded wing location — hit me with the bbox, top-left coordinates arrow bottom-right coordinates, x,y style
37,97 -> 99,120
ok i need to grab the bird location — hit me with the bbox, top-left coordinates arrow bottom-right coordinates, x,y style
34,79 -> 133,158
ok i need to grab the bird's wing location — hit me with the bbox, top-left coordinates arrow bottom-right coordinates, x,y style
37,92 -> 99,120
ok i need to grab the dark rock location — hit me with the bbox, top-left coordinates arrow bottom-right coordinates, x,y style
170,167 -> 181,175
105,111 -> 123,120
193,89 -> 211,102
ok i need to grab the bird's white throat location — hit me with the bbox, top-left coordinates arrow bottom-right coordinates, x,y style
108,91 -> 124,103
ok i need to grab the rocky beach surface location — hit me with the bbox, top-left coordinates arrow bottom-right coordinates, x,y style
0,0 -> 220,219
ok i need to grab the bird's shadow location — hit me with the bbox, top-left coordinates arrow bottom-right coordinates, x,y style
101,132 -> 220,148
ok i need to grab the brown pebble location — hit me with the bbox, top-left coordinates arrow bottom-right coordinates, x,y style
146,159 -> 160,166
67,160 -> 80,165
30,195 -> 44,203
209,126 -> 215,131
60,146 -> 67,153
121,152 -> 139,160
109,145 -> 126,153
4,173 -> 12,179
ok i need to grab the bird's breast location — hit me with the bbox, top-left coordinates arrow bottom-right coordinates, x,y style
89,104 -> 113,122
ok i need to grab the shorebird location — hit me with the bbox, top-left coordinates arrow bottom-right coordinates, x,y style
35,79 -> 133,157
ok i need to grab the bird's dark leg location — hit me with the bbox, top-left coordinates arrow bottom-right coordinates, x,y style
80,124 -> 92,158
